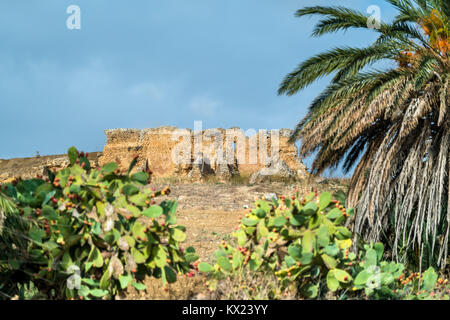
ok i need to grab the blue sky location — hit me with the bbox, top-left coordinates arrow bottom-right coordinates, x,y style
0,0 -> 397,175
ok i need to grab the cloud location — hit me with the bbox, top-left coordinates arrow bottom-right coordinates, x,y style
128,82 -> 165,101
189,95 -> 221,117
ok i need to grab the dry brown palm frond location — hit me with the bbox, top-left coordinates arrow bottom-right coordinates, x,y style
438,76 -> 449,125
352,107 -> 449,267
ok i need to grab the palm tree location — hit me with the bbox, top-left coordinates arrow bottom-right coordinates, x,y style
279,0 -> 449,267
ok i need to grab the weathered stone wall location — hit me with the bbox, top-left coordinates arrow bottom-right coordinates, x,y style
99,126 -> 308,181
0,127 -> 308,184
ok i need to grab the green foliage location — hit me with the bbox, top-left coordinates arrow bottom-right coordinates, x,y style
353,247 -> 449,300
353,251 -> 449,300
199,191 -> 356,298
200,191 -> 449,300
352,243 -> 405,299
0,147 -> 197,300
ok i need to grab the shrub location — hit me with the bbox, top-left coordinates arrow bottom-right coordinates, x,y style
353,246 -> 449,300
0,147 -> 198,300
198,191 -> 355,298
199,191 -> 449,300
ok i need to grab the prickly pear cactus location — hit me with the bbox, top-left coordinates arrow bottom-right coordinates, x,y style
199,191 -> 356,298
198,190 -> 448,300
0,147 -> 198,300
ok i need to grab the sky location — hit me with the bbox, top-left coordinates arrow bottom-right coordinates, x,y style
0,0 -> 398,176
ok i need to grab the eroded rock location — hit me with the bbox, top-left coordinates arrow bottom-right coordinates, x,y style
249,156 -> 297,184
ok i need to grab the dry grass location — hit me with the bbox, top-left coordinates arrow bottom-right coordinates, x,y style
209,269 -> 298,300
121,274 -> 208,300
150,174 -> 316,186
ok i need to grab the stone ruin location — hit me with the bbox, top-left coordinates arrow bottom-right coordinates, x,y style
98,126 -> 309,183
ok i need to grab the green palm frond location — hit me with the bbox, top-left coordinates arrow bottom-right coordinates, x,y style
295,6 -> 390,36
0,191 -> 15,233
387,0 -> 425,23
278,44 -> 399,96
0,192 -> 15,214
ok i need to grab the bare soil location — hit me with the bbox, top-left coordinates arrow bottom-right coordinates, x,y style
125,181 -> 347,300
